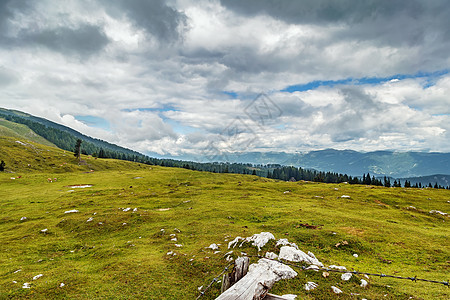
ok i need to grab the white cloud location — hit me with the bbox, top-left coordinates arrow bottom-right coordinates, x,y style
0,0 -> 449,156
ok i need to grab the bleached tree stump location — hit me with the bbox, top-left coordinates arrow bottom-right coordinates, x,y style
216,258 -> 297,300
221,256 -> 249,293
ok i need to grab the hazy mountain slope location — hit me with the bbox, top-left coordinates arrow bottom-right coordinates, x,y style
197,149 -> 450,178
400,174 -> 450,188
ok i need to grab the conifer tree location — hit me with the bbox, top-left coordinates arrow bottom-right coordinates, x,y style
74,139 -> 82,161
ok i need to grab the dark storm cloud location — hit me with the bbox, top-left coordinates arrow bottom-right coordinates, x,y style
19,24 -> 110,57
0,0 -> 109,57
220,0 -> 450,46
0,0 -> 31,36
104,0 -> 187,43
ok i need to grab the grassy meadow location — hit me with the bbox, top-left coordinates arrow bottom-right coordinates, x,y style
0,132 -> 449,299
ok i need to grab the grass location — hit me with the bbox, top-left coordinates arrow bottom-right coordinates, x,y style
0,132 -> 449,299
0,118 -> 55,147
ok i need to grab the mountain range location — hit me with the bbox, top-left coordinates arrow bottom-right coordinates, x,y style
181,149 -> 450,178
1,107 -> 449,186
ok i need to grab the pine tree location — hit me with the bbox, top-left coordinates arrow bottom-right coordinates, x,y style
74,139 -> 82,161
0,160 -> 5,171
384,176 -> 391,187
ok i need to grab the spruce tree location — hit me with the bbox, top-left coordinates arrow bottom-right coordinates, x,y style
74,139 -> 82,161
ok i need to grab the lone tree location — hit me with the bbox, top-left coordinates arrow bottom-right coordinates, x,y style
0,160 -> 5,171
74,139 -> 82,161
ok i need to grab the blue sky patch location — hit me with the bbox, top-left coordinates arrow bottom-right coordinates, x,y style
282,69 -> 449,93
75,115 -> 111,131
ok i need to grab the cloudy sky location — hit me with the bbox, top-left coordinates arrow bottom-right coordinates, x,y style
1,0 -> 450,158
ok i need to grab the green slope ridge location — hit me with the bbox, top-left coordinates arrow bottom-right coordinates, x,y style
0,118 -> 55,147
0,137 -> 449,299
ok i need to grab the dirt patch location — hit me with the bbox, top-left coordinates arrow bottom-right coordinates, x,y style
340,226 -> 365,237
373,199 -> 390,207
296,223 -> 322,229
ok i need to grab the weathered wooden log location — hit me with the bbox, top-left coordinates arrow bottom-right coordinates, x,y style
221,256 -> 249,293
233,256 -> 249,283
216,258 -> 297,300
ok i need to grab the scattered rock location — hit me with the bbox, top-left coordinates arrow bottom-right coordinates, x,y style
86,217 -> 94,222
341,272 -> 352,281
228,232 -> 275,250
32,274 -> 43,280
40,228 -> 48,233
278,246 -> 323,267
60,282 -> 65,287
305,265 -> 320,271
68,185 -> 92,188
322,271 -> 329,278
174,244 -> 182,247
360,279 -> 368,288
228,236 -> 243,248
14,269 -> 22,273
133,208 -> 138,212
304,281 -> 318,291
429,210 -> 448,216
64,209 -> 79,214
171,238 -> 177,241
22,282 -> 31,289
265,252 -> 279,260
335,240 -> 349,247
282,294 -> 297,299
207,243 -> 219,250
329,265 -> 347,270
331,286 -> 343,294
20,217 -> 27,221
276,238 -> 298,249
123,208 -> 131,212
340,195 -> 351,198
353,253 -> 359,258
157,208 -> 170,211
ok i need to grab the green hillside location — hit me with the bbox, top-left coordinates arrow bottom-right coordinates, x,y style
0,118 -> 55,147
0,136 -> 449,299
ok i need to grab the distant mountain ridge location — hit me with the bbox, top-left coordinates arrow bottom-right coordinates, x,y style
176,149 -> 450,178
246,149 -> 450,178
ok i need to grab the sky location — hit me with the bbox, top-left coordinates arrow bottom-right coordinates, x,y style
1,0 -> 450,159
